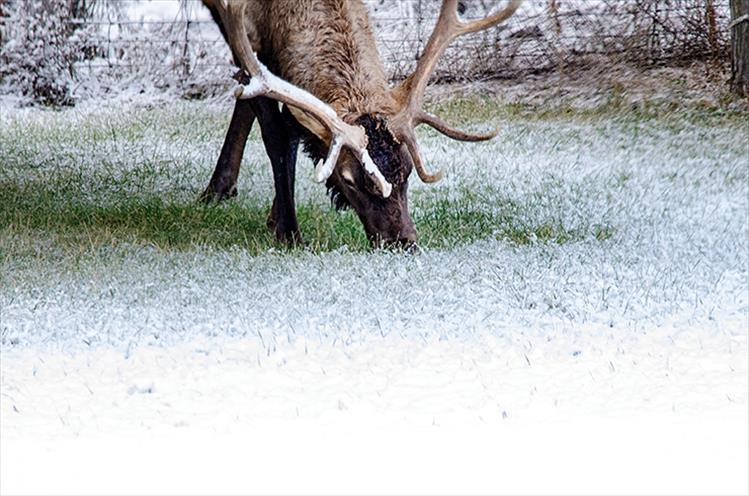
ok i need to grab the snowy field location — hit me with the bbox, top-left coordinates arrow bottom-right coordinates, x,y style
1,93 -> 748,495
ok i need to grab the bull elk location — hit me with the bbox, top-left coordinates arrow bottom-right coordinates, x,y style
200,0 -> 522,247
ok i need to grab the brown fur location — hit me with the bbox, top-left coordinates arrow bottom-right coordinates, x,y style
207,0 -> 398,120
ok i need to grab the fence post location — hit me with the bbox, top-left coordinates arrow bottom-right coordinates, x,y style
416,0 -> 423,58
0,0 -> 7,46
706,0 -> 718,57
730,0 -> 749,96
650,0 -> 660,65
548,0 -> 563,75
180,0 -> 191,80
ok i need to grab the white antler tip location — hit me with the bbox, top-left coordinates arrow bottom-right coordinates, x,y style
314,163 -> 329,183
381,181 -> 393,198
315,137 -> 344,183
360,151 -> 392,198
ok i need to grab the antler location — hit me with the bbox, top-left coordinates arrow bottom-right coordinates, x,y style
390,0 -> 523,183
213,0 -> 392,198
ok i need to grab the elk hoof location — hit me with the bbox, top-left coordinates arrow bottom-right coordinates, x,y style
267,205 -> 302,246
199,183 -> 237,204
276,228 -> 303,246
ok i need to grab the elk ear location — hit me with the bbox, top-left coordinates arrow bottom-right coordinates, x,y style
287,105 -> 330,143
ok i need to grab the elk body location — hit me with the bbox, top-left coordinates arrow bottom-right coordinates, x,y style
201,0 -> 522,246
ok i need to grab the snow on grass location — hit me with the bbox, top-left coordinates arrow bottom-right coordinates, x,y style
1,98 -> 746,348
1,96 -> 747,494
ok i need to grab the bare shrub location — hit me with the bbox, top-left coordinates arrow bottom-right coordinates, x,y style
2,1 -> 74,104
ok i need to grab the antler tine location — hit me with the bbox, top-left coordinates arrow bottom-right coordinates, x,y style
416,111 -> 498,142
213,0 -> 392,198
458,0 -> 524,35
401,131 -> 443,183
395,0 -> 523,117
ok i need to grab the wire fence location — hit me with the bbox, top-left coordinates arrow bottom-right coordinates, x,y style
0,0 -> 734,102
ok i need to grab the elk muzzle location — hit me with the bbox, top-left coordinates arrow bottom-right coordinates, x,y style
360,191 -> 417,248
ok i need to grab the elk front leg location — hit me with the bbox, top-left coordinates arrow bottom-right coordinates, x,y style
200,98 -> 256,203
254,97 -> 302,245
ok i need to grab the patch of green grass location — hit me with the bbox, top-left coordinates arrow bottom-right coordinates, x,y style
414,190 -> 613,248
0,176 -> 612,259
0,180 -> 367,254
0,96 -> 642,260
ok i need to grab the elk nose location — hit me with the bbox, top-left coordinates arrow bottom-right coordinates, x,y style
395,226 -> 418,250
377,231 -> 417,251
398,234 -> 417,247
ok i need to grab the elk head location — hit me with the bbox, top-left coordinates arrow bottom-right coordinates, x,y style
212,0 -> 523,247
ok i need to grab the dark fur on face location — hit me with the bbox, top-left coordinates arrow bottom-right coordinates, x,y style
354,114 -> 407,185
301,114 -> 407,210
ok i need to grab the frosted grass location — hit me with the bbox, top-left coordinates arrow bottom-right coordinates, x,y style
1,98 -> 747,495
1,99 -> 746,352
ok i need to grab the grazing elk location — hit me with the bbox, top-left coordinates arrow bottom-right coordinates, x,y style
201,0 -> 522,247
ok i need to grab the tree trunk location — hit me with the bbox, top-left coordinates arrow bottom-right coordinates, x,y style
731,0 -> 749,96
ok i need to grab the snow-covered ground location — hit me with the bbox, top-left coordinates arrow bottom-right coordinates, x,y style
1,97 -> 747,494
2,331 -> 747,495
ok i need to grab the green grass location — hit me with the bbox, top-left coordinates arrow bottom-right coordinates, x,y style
0,179 -> 363,254
8,91 -> 744,258
0,176 -> 606,258
413,190 -> 610,247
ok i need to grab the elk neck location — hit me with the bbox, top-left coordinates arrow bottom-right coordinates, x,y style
246,0 -> 398,121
